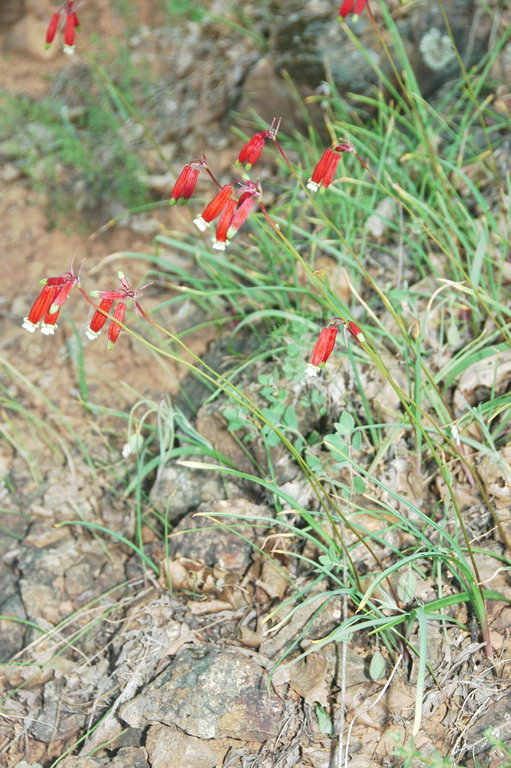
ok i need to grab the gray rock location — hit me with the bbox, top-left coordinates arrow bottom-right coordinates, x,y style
120,646 -> 283,741
62,757 -> 126,768
146,724 -> 221,768
168,498 -> 272,571
269,0 -> 490,107
0,591 -> 27,662
150,461 -> 228,523
28,680 -> 85,742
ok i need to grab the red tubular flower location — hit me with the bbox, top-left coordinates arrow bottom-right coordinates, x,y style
45,12 -> 60,48
170,161 -> 204,206
193,184 -> 234,231
48,270 -> 80,315
85,298 -> 114,340
107,302 -> 127,350
236,132 -> 269,170
226,193 -> 258,240
212,198 -> 237,251
346,320 -> 365,343
63,12 -> 76,54
339,0 -> 368,21
306,323 -> 340,377
236,117 -> 281,170
22,284 -> 59,333
307,140 -> 355,192
67,0 -> 80,27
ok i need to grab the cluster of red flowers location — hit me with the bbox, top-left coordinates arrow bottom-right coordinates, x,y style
306,140 -> 356,192
21,113 -> 363,359
22,117 -> 365,364
45,1 -> 80,55
35,2 -> 370,366
22,268 -> 150,350
169,121 -> 356,251
168,120 -> 281,250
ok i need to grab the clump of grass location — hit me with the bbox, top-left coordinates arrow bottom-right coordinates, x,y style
0,48 -> 151,227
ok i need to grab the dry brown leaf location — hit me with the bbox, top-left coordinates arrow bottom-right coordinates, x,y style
238,626 -> 263,648
160,557 -> 249,609
287,652 -> 329,707
453,350 -> 511,411
257,557 -> 289,600
188,598 -> 234,615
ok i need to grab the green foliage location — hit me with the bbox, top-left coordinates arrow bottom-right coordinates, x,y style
0,52 -> 150,226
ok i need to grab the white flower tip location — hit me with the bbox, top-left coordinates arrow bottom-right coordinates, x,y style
212,240 -> 228,251
122,433 -> 144,458
193,217 -> 209,232
85,328 -> 100,341
357,332 -> 366,343
305,363 -> 320,378
40,324 -> 56,335
22,319 -> 37,333
306,180 -> 320,192
63,45 -> 75,56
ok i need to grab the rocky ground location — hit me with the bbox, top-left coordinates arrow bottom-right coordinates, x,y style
1,1 -> 511,767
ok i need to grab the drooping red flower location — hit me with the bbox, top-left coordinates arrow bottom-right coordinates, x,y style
236,117 -> 281,170
22,284 -> 60,333
45,12 -> 60,48
85,298 -> 114,340
170,161 -> 204,206
212,198 -> 237,251
307,140 -> 355,192
339,0 -> 368,21
193,184 -> 234,231
226,182 -> 262,240
306,322 -> 340,377
345,320 -> 365,343
108,302 -> 127,350
63,10 -> 77,54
